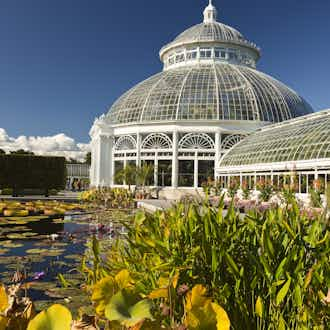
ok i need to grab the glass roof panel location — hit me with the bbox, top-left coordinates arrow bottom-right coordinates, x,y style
107,64 -> 313,125
219,110 -> 330,167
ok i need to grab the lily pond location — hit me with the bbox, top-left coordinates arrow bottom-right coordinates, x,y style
0,206 -> 132,314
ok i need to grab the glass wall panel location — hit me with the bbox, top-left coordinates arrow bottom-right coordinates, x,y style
158,160 -> 172,187
198,160 -> 214,186
179,160 -> 194,187
141,160 -> 154,186
114,161 -> 124,185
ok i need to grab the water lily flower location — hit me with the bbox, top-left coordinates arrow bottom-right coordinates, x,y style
49,234 -> 59,241
33,272 -> 45,280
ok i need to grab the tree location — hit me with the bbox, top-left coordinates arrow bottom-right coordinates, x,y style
85,152 -> 91,165
0,149 -> 6,155
114,165 -> 137,190
136,164 -> 154,188
10,149 -> 34,155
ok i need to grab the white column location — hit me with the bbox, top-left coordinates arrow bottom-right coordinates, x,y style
154,152 -> 158,187
110,155 -> 115,186
214,131 -> 221,179
194,152 -> 198,188
136,133 -> 141,168
96,135 -> 113,187
172,131 -> 179,188
90,141 -> 96,186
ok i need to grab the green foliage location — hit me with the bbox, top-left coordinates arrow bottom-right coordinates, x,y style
326,184 -> 330,211
114,164 -> 137,188
256,178 -> 273,202
91,196 -> 329,329
104,289 -> 153,327
136,163 -> 154,187
80,188 -> 135,209
241,180 -> 250,199
115,164 -> 154,188
0,155 -> 65,191
1,188 -> 13,195
227,178 -> 239,198
310,188 -> 322,208
27,304 -> 72,330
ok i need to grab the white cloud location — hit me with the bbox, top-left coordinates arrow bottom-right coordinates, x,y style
0,128 -> 90,162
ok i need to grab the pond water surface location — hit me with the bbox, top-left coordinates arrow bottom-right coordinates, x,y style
0,210 -> 132,313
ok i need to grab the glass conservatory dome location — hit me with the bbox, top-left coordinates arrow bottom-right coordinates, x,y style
106,1 -> 313,125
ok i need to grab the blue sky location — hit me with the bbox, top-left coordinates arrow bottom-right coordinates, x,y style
0,0 -> 329,144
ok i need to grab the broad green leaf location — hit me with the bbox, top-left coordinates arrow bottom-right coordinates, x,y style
185,300 -> 217,329
294,285 -> 303,307
304,268 -> 313,290
185,285 -> 208,311
275,258 -> 287,280
211,302 -> 230,330
0,284 -> 8,312
264,230 -> 275,258
148,288 -> 168,299
134,211 -> 146,226
255,296 -> 263,318
276,277 -> 291,306
105,289 -> 153,327
282,221 -> 295,239
278,315 -> 286,330
27,304 -> 72,330
0,316 -> 7,330
184,285 -> 230,330
224,253 -> 240,278
115,269 -> 133,289
91,276 -> 115,315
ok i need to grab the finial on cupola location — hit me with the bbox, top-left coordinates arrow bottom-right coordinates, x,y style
203,0 -> 218,23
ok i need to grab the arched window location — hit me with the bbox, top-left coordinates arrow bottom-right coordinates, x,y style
221,134 -> 245,150
115,135 -> 136,150
142,133 -> 172,149
179,133 -> 214,150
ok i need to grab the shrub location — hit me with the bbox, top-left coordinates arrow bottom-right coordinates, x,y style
1,188 -> 13,195
228,178 -> 239,198
256,178 -> 273,202
241,180 -> 250,199
0,155 -> 65,192
49,189 -> 58,196
79,187 -> 135,209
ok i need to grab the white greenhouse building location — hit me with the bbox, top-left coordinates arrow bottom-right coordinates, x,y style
90,1 -> 315,193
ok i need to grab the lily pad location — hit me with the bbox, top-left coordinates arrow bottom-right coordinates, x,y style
43,249 -> 65,257
0,249 -> 9,255
63,254 -> 81,260
6,233 -> 27,239
1,242 -> 24,248
21,232 -> 38,237
52,218 -> 65,224
26,249 -> 49,254
51,242 -> 68,247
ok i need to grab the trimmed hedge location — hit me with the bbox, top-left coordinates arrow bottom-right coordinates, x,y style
0,155 -> 65,195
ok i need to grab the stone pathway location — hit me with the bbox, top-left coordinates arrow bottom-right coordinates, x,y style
137,199 -> 175,212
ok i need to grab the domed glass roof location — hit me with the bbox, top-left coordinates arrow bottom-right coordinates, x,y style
159,1 -> 260,60
175,22 -> 244,43
106,1 -> 313,126
162,22 -> 246,48
107,63 -> 313,124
